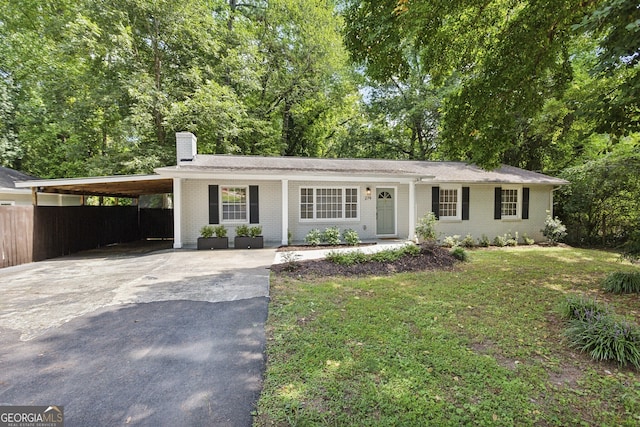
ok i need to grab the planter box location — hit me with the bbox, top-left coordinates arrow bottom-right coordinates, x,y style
197,237 -> 228,250
234,236 -> 264,249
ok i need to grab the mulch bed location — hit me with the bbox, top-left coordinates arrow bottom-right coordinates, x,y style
270,243 -> 458,277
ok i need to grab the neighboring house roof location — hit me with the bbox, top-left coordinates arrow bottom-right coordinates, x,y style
0,166 -> 39,192
155,155 -> 568,185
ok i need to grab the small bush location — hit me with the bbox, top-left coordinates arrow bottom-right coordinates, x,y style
343,229 -> 361,246
326,250 -> 367,266
415,212 -> 437,242
401,244 -> 421,256
321,226 -> 341,246
450,246 -> 469,262
493,235 -> 507,247
602,271 -> 640,294
249,226 -> 262,238
559,295 -> 611,322
505,232 -> 518,247
522,233 -> 535,245
442,235 -> 460,248
212,225 -> 228,238
280,251 -> 301,271
542,214 -> 567,245
305,229 -> 322,246
477,234 -> 491,247
565,314 -> 640,370
235,224 -> 250,237
200,225 -> 215,238
460,234 -> 475,248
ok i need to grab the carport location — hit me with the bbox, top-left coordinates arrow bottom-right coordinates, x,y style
9,175 -> 174,265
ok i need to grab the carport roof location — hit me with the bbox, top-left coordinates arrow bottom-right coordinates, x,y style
14,175 -> 173,198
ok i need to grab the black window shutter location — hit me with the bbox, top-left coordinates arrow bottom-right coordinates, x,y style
462,187 -> 470,220
432,186 -> 440,219
494,187 -> 502,220
249,185 -> 259,224
209,185 -> 219,224
522,187 -> 530,220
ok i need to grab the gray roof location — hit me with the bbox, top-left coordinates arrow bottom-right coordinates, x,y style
157,155 -> 568,185
0,166 -> 39,189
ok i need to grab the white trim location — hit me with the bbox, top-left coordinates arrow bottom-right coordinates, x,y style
500,185 -> 522,220
220,185 -> 249,224
438,185 -> 462,221
173,178 -> 182,248
14,174 -> 168,189
297,186 -> 360,222
409,181 -> 416,241
281,179 -> 289,245
0,200 -> 15,206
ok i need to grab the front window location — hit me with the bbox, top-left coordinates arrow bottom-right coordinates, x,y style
222,186 -> 247,222
501,188 -> 518,218
439,188 -> 458,218
299,187 -> 359,221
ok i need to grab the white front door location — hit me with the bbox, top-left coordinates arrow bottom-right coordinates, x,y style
376,188 -> 395,235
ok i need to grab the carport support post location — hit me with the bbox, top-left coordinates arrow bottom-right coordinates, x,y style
281,179 -> 288,246
409,180 -> 416,241
173,177 -> 183,248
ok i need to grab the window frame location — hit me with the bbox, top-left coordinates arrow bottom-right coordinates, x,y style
500,185 -> 522,220
220,185 -> 249,223
438,185 -> 462,221
298,186 -> 360,222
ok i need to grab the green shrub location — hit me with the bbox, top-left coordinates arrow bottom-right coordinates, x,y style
559,294 -> 611,321
505,232 -> 518,247
542,214 -> 567,245
442,235 -> 460,248
343,228 -> 361,246
371,248 -> 404,263
200,225 -> 215,238
401,244 -> 421,256
326,250 -> 367,266
321,226 -> 341,246
235,224 -> 250,237
450,246 -> 469,262
564,314 -> 640,370
493,235 -> 507,247
305,229 -> 322,246
249,225 -> 262,238
477,234 -> 491,247
522,233 -> 535,245
213,225 -> 228,238
415,212 -> 437,242
460,234 -> 475,248
602,271 -> 640,294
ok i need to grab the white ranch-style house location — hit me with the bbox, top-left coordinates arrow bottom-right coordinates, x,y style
155,132 -> 568,248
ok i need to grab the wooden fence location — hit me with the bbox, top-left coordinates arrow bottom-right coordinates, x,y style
1,206 -> 173,269
1,206 -> 34,268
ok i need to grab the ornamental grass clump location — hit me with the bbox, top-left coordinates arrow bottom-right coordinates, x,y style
560,294 -> 640,370
559,295 -> 611,322
602,271 -> 640,294
564,313 -> 640,370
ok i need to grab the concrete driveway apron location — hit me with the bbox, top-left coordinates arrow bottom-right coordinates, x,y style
0,244 -> 275,426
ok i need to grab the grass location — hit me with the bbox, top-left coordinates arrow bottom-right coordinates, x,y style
255,247 -> 640,426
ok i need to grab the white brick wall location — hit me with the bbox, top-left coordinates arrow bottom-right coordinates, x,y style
179,178 -> 555,246
180,179 -> 282,246
416,184 -> 553,243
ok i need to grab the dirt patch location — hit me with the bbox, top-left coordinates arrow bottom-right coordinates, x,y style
271,243 -> 458,277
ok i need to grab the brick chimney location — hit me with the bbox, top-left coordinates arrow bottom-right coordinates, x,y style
176,132 -> 197,164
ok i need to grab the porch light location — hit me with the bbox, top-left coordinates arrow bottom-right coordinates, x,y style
366,187 -> 371,198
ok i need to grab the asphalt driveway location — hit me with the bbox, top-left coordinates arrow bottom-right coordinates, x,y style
0,242 -> 275,426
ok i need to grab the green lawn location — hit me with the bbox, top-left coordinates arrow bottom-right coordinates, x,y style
255,246 -> 640,426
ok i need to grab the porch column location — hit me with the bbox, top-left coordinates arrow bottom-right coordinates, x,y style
173,177 -> 183,249
281,179 -> 289,245
408,181 -> 416,241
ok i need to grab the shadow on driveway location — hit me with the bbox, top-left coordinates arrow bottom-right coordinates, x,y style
0,298 -> 268,426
